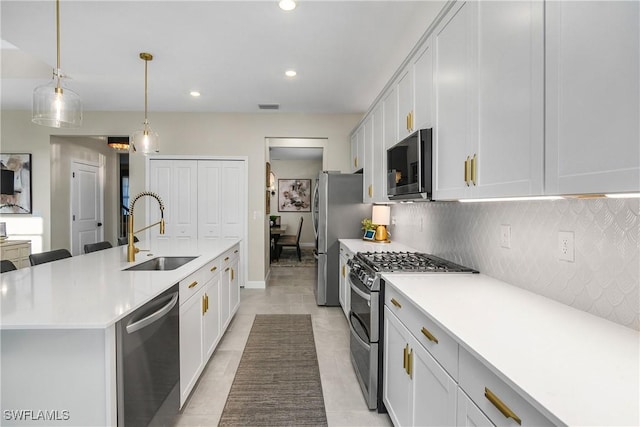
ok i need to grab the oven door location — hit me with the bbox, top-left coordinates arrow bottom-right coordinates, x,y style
349,271 -> 379,342
349,313 -> 378,410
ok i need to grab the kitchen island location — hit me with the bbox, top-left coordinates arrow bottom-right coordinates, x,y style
0,239 -> 240,426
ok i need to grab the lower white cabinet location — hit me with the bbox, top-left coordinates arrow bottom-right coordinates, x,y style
0,239 -> 31,268
383,306 -> 457,426
179,244 -> 241,407
339,243 -> 354,319
456,388 -> 494,427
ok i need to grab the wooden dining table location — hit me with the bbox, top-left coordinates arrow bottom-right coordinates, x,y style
270,225 -> 287,262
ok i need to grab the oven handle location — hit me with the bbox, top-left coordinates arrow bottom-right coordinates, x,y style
350,278 -> 371,302
349,312 -> 371,350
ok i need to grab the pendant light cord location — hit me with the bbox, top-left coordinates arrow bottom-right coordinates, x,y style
144,58 -> 148,123
56,0 -> 60,71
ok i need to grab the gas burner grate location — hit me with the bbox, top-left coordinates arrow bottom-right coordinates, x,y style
357,251 -> 477,274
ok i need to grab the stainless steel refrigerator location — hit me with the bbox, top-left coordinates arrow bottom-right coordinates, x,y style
313,171 -> 370,306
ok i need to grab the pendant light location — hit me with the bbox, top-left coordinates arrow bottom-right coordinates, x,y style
131,52 -> 159,155
32,0 -> 82,128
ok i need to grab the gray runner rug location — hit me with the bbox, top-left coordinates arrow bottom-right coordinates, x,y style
218,314 -> 328,426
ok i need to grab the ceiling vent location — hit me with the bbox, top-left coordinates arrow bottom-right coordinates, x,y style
258,103 -> 280,110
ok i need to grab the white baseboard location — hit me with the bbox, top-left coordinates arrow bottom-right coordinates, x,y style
244,280 -> 266,289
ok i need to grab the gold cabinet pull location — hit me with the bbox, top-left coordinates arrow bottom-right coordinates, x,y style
409,111 -> 413,131
225,267 -> 230,272
471,153 -> 477,186
484,387 -> 522,425
391,298 -> 402,308
224,256 -> 229,261
354,157 -> 358,169
342,265 -> 346,277
464,156 -> 470,186
408,348 -> 413,378
403,344 -> 408,371
188,281 -> 198,289
202,295 -> 206,315
231,268 -> 235,281
206,294 -> 209,312
421,327 -> 439,344
368,185 -> 373,198
210,266 -> 217,272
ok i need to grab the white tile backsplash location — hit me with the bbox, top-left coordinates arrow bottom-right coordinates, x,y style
390,198 -> 640,330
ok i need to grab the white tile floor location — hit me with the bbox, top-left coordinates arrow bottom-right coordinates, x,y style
174,265 -> 392,427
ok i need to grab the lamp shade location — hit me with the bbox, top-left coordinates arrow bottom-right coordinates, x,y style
32,77 -> 82,128
372,205 -> 390,226
131,124 -> 159,155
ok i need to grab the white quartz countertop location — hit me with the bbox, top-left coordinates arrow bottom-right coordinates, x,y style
0,239 -> 239,330
338,238 -> 418,254
382,273 -> 640,426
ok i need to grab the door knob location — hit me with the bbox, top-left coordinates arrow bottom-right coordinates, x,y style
97,222 -> 103,227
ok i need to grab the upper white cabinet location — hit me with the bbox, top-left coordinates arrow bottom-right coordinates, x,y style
545,1 -> 639,195
371,102 -> 388,202
434,0 -> 544,200
363,115 -> 375,202
383,86 -> 399,150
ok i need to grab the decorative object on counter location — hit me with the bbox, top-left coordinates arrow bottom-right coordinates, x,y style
31,0 -> 82,128
127,191 -> 165,262
371,204 -> 391,242
278,178 -> 311,212
361,218 -> 377,240
130,53 -> 159,155
0,153 -> 32,214
219,314 -> 327,426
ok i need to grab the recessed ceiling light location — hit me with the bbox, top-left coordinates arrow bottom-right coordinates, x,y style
285,70 -> 297,77
279,0 -> 296,11
190,91 -> 201,97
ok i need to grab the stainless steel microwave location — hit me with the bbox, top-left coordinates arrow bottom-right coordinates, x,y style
386,128 -> 432,200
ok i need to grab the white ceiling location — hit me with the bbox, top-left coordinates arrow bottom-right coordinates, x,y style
0,1 -> 444,114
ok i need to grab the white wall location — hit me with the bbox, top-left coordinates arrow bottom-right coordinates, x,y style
390,198 -> 640,330
270,158 -> 323,246
0,109 -> 362,283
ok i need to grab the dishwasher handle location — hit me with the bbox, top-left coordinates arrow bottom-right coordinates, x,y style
126,292 -> 179,334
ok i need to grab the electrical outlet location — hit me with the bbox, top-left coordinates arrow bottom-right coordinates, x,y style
558,231 -> 575,262
500,225 -> 511,249
391,216 -> 397,226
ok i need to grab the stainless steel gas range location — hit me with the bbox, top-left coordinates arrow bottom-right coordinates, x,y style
347,251 -> 477,411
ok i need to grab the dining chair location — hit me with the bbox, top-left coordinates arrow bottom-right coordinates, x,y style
276,217 -> 304,261
29,249 -> 72,266
84,241 -> 113,254
117,236 -> 139,246
0,259 -> 17,273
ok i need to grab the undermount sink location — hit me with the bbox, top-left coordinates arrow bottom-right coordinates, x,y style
124,256 -> 198,271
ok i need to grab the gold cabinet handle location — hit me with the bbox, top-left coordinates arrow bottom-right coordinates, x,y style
354,157 -> 358,169
206,294 -> 209,312
188,281 -> 198,289
408,348 -> 413,378
231,268 -> 235,281
202,295 -> 206,315
224,256 -> 229,261
210,266 -> 217,272
225,267 -> 230,272
368,184 -> 373,198
409,111 -> 413,131
471,153 -> 477,186
464,156 -> 471,186
403,344 -> 408,371
391,298 -> 402,308
485,387 -> 522,425
342,265 -> 346,277
421,327 -> 439,344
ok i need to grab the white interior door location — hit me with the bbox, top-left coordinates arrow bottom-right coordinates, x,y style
71,160 -> 103,255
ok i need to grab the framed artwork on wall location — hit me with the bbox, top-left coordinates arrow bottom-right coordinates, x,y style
0,153 -> 32,214
278,179 -> 311,212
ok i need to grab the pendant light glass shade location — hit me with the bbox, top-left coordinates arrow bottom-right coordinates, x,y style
32,0 -> 82,128
130,52 -> 159,155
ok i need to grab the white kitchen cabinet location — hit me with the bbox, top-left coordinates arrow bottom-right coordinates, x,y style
397,67 -> 414,141
383,86 -> 399,150
363,114 -> 375,202
384,306 -> 458,426
220,244 -> 240,331
371,102 -> 388,202
456,388 -> 494,427
351,125 -> 365,173
434,0 -> 544,200
148,160 -> 198,252
545,1 -> 639,195
0,240 -> 31,269
203,259 -> 221,361
179,273 -> 205,406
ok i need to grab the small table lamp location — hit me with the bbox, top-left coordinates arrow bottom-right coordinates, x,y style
372,205 -> 391,242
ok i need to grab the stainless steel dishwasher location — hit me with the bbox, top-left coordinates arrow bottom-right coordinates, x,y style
116,284 -> 180,426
